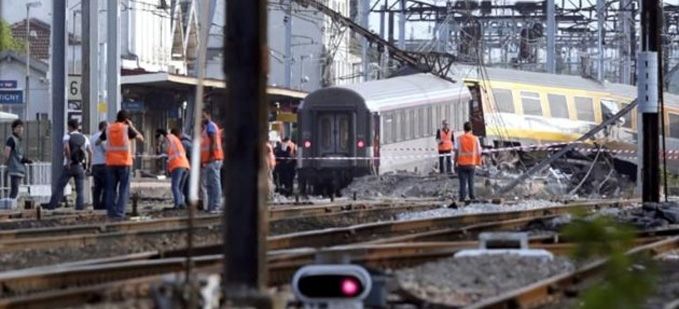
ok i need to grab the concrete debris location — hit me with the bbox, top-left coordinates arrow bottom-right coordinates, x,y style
394,255 -> 574,307
597,202 -> 679,229
343,172 -> 460,200
396,200 -> 559,221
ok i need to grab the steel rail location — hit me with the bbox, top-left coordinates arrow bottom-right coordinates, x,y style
0,234 -> 669,304
268,199 -> 632,250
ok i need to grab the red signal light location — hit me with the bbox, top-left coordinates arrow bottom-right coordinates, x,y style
292,265 -> 372,302
357,140 -> 365,148
304,140 -> 312,148
340,277 -> 360,296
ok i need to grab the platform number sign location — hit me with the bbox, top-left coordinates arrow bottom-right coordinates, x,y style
67,75 -> 82,122
68,76 -> 82,101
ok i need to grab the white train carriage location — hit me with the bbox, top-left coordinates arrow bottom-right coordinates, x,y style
297,73 -> 470,195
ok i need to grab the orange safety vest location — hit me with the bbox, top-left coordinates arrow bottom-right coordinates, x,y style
438,129 -> 453,152
106,122 -> 133,166
200,122 -> 224,164
166,134 -> 190,172
457,133 -> 481,166
265,143 -> 276,169
282,141 -> 297,157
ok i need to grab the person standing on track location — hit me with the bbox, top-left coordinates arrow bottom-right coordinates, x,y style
90,121 -> 108,210
454,122 -> 482,202
200,109 -> 224,213
175,129 -> 192,206
435,120 -> 454,174
46,119 -> 91,210
158,129 -> 190,209
4,120 -> 32,200
99,110 -> 144,219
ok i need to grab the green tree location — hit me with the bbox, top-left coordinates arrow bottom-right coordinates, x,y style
0,20 -> 25,52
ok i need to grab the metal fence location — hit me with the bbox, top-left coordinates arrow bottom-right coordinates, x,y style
0,163 -> 52,201
0,120 -> 52,162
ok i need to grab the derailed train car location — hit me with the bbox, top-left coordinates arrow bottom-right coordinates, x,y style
297,74 -> 470,195
297,67 -> 679,195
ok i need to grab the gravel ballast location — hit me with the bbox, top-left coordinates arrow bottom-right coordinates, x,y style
396,200 -> 560,221
395,255 -> 574,307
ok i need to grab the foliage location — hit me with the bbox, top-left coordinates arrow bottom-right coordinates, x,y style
0,20 -> 25,53
562,214 -> 656,309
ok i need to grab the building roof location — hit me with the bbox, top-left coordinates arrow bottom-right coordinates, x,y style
0,51 -> 49,74
121,72 -> 308,99
10,18 -> 80,60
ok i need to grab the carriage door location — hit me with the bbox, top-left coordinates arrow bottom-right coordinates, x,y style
318,113 -> 353,158
467,82 -> 486,137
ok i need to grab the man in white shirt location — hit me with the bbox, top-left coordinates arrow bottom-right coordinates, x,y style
46,119 -> 92,210
90,121 -> 108,210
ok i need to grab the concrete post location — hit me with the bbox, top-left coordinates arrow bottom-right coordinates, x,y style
107,0 -> 121,120
546,0 -> 556,73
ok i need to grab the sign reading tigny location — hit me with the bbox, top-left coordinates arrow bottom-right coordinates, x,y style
0,90 -> 23,104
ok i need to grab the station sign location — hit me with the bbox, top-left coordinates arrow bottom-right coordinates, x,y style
0,90 -> 24,104
0,80 -> 18,89
123,100 -> 145,112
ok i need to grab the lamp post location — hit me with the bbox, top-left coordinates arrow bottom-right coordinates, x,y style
25,1 -> 42,120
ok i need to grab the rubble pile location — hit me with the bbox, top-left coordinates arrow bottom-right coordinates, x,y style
395,255 -> 574,307
343,173 -> 463,200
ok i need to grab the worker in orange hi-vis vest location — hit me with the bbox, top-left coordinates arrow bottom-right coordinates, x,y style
435,120 -> 454,174
157,129 -> 190,209
454,121 -> 482,202
98,110 -> 144,219
200,109 -> 224,213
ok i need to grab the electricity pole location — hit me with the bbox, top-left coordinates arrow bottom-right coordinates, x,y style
82,0 -> 98,134
51,0 -> 66,193
223,0 -> 270,307
107,0 -> 120,120
638,0 -> 662,203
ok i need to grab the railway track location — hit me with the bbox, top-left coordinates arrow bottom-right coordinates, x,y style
466,236 -> 679,309
0,198 -> 649,307
268,199 -> 632,250
0,230 -> 674,307
0,199 -> 439,236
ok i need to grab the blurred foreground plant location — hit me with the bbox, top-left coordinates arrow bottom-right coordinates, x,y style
562,213 -> 656,309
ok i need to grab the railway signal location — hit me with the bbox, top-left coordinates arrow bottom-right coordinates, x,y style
292,265 -> 372,308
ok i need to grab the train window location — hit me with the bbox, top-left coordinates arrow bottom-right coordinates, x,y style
670,113 -> 679,138
320,117 -> 332,149
492,88 -> 514,113
408,109 -> 417,139
338,116 -> 350,151
392,112 -> 398,143
418,108 -> 425,138
575,97 -> 595,122
547,94 -> 569,119
520,91 -> 542,116
434,105 -> 443,128
399,111 -> 406,142
444,105 -> 451,124
600,100 -> 620,123
427,106 -> 433,136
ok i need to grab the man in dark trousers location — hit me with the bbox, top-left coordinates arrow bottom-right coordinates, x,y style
4,120 -> 32,200
455,122 -> 482,202
435,120 -> 454,174
47,119 -> 92,210
90,121 -> 108,210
